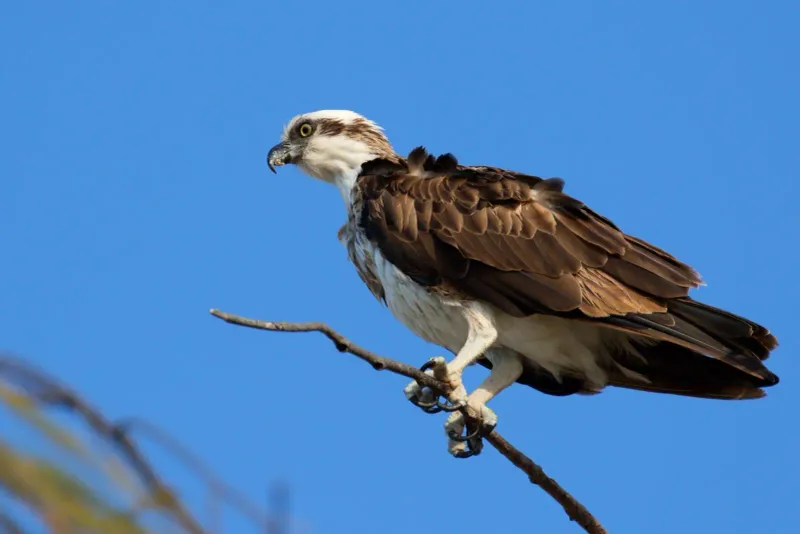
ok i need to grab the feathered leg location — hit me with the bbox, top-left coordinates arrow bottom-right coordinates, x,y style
404,302 -> 505,456
445,349 -> 523,457
404,302 -> 497,409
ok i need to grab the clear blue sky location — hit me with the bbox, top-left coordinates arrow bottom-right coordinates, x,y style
2,1 -> 798,532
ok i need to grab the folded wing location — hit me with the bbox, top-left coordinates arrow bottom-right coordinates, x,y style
355,147 -> 779,398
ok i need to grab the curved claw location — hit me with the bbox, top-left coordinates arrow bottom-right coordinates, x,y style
448,425 -> 482,443
454,447 -> 480,459
450,426 -> 484,459
418,397 -> 444,414
436,398 -> 465,413
417,359 -> 466,412
419,360 -> 438,373
411,391 -> 463,414
409,394 -> 442,413
447,410 -> 496,458
408,359 -> 457,414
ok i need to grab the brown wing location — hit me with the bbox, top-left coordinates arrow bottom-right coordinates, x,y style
356,147 -> 778,393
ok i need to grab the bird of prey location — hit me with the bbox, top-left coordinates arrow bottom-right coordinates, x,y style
267,110 -> 780,457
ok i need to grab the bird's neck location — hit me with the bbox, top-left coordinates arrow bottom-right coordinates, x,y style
331,152 -> 399,207
332,167 -> 361,207
314,149 -> 400,207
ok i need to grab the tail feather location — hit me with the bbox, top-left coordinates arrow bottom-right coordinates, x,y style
608,340 -> 770,400
668,298 -> 778,360
603,298 -> 779,400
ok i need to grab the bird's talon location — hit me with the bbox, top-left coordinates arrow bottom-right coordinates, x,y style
436,398 -> 466,412
453,448 -> 479,459
445,403 -> 496,457
420,400 -> 443,414
413,391 -> 464,413
447,426 -> 481,443
407,391 -> 442,413
419,359 -> 437,373
449,429 -> 484,458
405,358 -> 460,414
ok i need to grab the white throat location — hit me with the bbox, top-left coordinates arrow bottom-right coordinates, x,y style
331,166 -> 364,207
298,137 -> 383,207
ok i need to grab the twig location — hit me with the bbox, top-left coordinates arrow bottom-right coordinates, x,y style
210,308 -> 608,534
209,311 -> 444,392
485,433 -> 606,534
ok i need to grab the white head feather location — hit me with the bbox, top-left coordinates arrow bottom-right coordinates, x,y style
269,110 -> 397,202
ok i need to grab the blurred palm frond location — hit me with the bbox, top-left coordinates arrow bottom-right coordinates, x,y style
0,354 -> 283,534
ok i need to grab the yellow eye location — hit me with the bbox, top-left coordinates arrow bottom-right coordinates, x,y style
298,123 -> 313,137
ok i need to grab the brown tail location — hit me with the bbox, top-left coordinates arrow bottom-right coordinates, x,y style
605,298 -> 779,400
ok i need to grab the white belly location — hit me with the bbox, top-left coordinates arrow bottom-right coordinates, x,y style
496,314 -> 612,388
372,247 -> 469,354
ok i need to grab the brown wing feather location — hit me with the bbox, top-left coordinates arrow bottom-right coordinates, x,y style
356,148 -> 779,393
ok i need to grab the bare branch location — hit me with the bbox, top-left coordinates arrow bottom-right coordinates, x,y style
210,308 -> 608,534
485,433 -> 607,534
210,310 -> 444,392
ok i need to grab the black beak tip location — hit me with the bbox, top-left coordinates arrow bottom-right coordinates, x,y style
267,142 -> 290,174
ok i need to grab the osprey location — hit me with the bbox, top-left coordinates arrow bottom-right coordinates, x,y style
267,110 -> 780,457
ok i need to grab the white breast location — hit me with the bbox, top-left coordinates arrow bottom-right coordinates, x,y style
355,231 -> 470,354
377,253 -> 471,352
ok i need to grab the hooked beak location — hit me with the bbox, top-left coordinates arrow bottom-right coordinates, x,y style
267,141 -> 293,174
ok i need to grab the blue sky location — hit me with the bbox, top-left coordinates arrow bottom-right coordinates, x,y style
1,1 -> 798,532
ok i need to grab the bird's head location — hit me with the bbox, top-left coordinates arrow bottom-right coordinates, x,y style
267,110 -> 396,184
